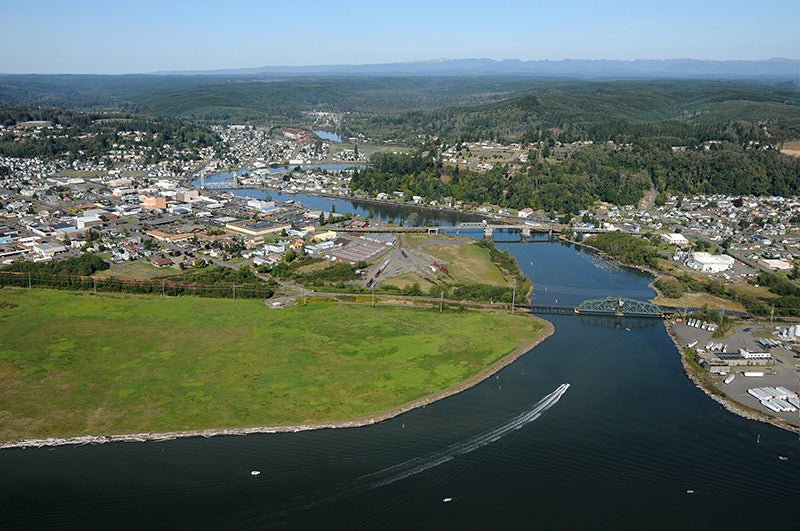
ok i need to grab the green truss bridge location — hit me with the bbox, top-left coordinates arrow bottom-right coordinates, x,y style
530,297 -> 668,319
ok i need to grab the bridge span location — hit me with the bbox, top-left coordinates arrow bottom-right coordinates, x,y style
530,297 -> 669,319
338,221 -> 561,239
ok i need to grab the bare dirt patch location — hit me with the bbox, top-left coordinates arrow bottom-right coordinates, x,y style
782,140 -> 800,158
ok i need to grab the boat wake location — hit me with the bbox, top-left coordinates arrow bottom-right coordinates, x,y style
356,383 -> 570,492
269,383 -> 570,519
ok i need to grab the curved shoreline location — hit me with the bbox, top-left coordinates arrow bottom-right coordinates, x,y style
563,235 -> 800,434
0,317 -> 555,450
664,322 -> 800,435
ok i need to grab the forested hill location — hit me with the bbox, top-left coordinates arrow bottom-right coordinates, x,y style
2,75 -> 799,138
351,79 -> 800,144
351,142 -> 800,215
0,106 -> 219,162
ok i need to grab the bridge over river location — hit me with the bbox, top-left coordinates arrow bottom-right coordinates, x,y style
338,221 -> 562,239
530,297 -> 669,319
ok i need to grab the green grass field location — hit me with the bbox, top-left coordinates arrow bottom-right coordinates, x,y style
0,288 -> 545,441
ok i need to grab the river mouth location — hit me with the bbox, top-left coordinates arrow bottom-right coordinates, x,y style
2,221 -> 799,529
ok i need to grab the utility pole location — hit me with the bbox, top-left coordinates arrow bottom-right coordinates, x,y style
770,304 -> 775,325
511,278 -> 517,313
684,290 -> 690,320
28,271 -> 31,289
232,284 -> 236,299
440,290 -> 444,312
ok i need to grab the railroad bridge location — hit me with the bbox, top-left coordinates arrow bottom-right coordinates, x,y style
530,297 -> 668,319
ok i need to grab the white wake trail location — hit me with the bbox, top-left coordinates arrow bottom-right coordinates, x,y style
271,384 -> 571,520
343,383 -> 570,494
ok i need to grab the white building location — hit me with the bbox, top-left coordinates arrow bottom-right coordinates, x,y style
661,233 -> 690,246
247,199 -> 276,212
31,241 -> 67,260
686,251 -> 735,273
761,258 -> 792,271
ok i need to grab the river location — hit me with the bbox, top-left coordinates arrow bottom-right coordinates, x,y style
1,197 -> 799,530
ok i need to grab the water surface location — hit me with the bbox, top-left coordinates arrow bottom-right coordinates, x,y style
2,209 -> 799,530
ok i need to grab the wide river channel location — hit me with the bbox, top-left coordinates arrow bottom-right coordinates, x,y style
2,191 -> 799,529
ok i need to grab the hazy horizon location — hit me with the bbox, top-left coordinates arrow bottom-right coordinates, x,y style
1,0 -> 798,75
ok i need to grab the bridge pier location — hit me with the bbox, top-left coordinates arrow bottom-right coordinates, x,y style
484,227 -> 494,239
521,227 -> 531,242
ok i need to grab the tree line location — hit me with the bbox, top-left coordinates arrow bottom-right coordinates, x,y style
0,255 -> 274,299
350,139 -> 800,214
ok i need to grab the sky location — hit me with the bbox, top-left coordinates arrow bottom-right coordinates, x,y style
1,0 -> 798,74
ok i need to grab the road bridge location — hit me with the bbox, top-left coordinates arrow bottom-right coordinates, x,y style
337,222 -> 561,239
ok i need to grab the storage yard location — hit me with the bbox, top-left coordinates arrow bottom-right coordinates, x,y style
671,319 -> 800,426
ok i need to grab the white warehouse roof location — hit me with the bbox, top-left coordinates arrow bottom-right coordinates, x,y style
687,251 -> 735,273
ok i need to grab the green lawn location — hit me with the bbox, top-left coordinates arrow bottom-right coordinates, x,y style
0,288 -> 545,441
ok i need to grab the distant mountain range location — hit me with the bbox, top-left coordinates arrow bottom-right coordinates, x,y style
156,58 -> 800,80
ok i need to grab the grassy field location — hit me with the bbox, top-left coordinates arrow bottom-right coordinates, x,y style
0,287 -> 545,442
404,235 -> 508,286
381,272 -> 435,292
93,261 -> 170,280
653,292 -> 747,313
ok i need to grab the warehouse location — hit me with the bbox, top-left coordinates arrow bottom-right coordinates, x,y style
686,251 -> 735,273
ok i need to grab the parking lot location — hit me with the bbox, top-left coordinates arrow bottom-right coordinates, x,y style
672,320 -> 800,426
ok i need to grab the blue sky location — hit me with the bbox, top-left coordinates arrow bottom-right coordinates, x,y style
2,0 -> 798,74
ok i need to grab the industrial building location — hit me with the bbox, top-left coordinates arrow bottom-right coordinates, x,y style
661,233 -> 690,246
686,251 -> 735,273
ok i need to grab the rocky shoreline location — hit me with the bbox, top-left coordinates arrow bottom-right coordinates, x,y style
1,318 -> 555,450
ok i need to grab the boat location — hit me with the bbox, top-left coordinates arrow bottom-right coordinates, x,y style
686,489 -> 695,494
442,497 -> 453,503
724,374 -> 735,385
251,470 -> 261,476
778,456 -> 788,461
